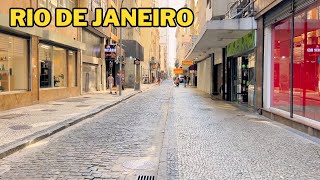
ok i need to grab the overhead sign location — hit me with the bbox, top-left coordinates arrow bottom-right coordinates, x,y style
182,60 -> 193,66
227,30 -> 255,57
174,68 -> 183,75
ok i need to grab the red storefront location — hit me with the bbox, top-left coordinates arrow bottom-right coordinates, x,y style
264,0 -> 320,122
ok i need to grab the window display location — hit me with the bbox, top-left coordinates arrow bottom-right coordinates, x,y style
40,44 -> 76,88
0,33 -> 28,92
271,2 -> 320,121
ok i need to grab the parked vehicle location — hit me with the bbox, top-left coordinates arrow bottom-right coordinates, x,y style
178,75 -> 185,83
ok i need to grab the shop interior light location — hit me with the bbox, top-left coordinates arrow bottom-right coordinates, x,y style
282,56 -> 286,59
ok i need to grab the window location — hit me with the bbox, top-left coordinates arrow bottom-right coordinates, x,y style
39,44 -> 70,88
53,47 -> 67,87
39,0 -> 76,10
0,33 -> 29,92
68,50 -> 77,87
292,4 -> 320,121
271,2 -> 320,121
271,18 -> 292,112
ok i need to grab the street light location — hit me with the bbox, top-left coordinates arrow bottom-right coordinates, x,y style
118,0 -> 125,96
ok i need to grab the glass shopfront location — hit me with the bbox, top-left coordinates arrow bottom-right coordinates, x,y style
0,33 -> 29,93
271,2 -> 320,121
39,44 -> 77,88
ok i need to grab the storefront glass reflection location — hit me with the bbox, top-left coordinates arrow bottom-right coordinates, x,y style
272,2 -> 320,121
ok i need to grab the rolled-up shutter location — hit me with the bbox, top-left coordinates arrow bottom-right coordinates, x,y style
294,0 -> 318,13
263,0 -> 293,27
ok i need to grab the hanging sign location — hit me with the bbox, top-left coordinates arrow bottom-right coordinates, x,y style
182,60 -> 193,66
173,68 -> 183,75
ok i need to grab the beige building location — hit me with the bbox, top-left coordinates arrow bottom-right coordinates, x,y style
0,0 -> 85,111
139,0 -> 161,83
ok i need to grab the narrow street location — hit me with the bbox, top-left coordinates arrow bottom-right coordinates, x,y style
0,81 -> 320,180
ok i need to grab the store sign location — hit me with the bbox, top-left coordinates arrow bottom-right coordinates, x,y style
105,45 -> 116,53
174,68 -> 183,75
306,45 -> 320,56
182,60 -> 193,66
227,30 -> 255,57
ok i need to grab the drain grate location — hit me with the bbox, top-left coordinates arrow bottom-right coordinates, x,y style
0,114 -> 26,119
9,125 -> 32,130
137,175 -> 155,180
59,98 -> 88,102
51,104 -> 63,106
41,109 -> 57,112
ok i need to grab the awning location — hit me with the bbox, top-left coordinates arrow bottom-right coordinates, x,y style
186,17 -> 257,61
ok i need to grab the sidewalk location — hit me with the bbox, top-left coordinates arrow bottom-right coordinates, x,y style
0,84 -> 156,159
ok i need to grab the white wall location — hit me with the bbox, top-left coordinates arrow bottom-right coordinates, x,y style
263,26 -> 272,110
197,57 -> 212,94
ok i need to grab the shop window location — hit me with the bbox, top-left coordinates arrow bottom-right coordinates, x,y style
68,50 -> 77,87
271,18 -> 292,112
39,44 -> 69,88
293,4 -> 320,121
53,47 -> 67,87
0,33 -> 29,93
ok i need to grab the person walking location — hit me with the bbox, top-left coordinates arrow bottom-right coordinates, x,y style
115,72 -> 121,94
107,74 -> 114,94
183,75 -> 187,88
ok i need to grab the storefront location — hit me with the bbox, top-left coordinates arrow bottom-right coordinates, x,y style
38,42 -> 80,102
0,32 -> 29,93
226,30 -> 256,106
259,0 -> 320,136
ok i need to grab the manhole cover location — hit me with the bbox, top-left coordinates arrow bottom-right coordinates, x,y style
0,114 -> 26,119
41,109 -> 57,112
76,105 -> 90,108
9,125 -> 32,130
236,114 -> 246,117
123,159 -> 156,170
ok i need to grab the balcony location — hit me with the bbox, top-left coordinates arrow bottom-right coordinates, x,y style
225,0 -> 255,19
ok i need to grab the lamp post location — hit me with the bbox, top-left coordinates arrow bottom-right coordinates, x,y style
118,0 -> 125,96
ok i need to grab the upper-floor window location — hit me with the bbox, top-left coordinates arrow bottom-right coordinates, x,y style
39,0 -> 76,12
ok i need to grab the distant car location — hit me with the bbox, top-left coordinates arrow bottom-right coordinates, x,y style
178,75 -> 185,83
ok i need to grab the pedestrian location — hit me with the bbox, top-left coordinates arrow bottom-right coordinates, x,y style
121,75 -> 125,90
107,74 -> 114,94
115,72 -> 120,94
183,76 -> 187,88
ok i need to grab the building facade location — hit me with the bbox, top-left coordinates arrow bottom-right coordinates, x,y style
0,0 -> 84,111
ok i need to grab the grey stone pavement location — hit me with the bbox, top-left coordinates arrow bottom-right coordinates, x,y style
0,84 -> 156,157
0,81 -> 320,180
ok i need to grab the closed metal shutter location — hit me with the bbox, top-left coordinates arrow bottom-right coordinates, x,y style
294,0 -> 318,13
264,0 -> 292,27
264,0 -> 319,27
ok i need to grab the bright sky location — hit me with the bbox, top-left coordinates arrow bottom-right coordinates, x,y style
159,0 -> 186,67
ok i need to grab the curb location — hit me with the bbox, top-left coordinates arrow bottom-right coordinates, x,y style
0,87 -> 154,159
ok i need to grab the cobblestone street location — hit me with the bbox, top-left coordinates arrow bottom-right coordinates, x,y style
0,81 -> 320,180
